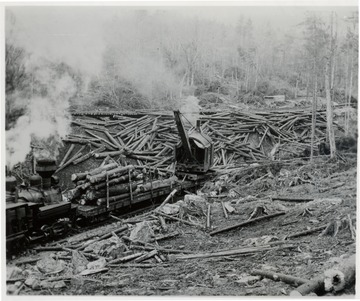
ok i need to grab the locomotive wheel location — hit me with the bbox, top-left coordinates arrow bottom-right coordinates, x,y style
41,224 -> 54,238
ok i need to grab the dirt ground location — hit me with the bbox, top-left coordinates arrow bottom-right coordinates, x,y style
6,154 -> 357,297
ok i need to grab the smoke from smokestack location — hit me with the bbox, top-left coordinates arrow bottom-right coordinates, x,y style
6,63 -> 76,168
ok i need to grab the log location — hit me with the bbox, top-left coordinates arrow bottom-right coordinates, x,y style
55,150 -> 84,173
323,254 -> 355,292
158,216 -> 167,231
34,246 -> 67,252
59,144 -> 75,167
85,183 -> 137,201
173,244 -> 295,260
285,225 -> 327,240
151,231 -> 179,242
104,130 -> 122,148
87,165 -> 134,183
154,255 -> 163,263
77,225 -> 128,250
96,192 -> 133,206
139,178 -> 176,192
289,275 -> 325,296
272,196 -> 314,202
290,254 -> 355,296
72,145 -> 106,165
94,150 -> 125,159
156,211 -> 204,229
109,263 -> 169,269
206,204 -> 211,229
155,189 -> 178,211
134,249 -> 158,263
221,201 -> 229,219
79,268 -> 108,276
93,174 -> 132,190
15,257 -> 41,265
85,129 -> 118,149
89,162 -> 118,176
66,186 -> 83,202
250,269 -> 308,287
110,215 -> 122,222
210,211 -> 286,236
71,172 -> 88,182
108,252 -> 143,264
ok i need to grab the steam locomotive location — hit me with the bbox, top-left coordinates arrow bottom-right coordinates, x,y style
6,111 -> 215,257
6,158 -> 74,255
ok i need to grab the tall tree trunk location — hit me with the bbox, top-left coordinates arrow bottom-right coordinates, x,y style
254,68 -> 258,92
346,52 -> 353,136
344,50 -> 349,131
306,67 -> 310,102
310,60 -> 317,163
295,77 -> 299,99
245,65 -> 249,93
325,58 -> 336,158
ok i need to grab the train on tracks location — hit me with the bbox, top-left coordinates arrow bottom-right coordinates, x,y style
6,111 -> 214,257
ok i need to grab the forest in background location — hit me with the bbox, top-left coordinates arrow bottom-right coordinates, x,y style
5,7 -> 358,128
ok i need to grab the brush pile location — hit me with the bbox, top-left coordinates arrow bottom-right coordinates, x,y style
57,108 -> 343,177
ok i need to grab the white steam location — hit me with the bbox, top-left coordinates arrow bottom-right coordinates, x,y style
179,96 -> 201,126
6,69 -> 76,168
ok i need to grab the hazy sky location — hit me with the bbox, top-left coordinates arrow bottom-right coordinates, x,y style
6,5 -> 358,75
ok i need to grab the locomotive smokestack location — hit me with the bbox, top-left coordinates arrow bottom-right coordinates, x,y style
36,158 -> 57,189
196,120 -> 202,133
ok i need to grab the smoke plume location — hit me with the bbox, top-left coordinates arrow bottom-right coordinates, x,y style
179,96 -> 201,127
6,64 -> 76,168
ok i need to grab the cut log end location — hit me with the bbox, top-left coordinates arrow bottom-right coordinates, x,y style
324,269 -> 346,292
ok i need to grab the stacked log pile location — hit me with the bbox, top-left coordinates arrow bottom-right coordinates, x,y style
66,164 -> 135,205
66,162 -> 177,206
57,109 -> 342,174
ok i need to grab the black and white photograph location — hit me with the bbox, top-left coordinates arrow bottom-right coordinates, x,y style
2,1 -> 358,298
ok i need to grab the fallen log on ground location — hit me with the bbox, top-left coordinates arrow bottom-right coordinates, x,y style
271,196 -> 314,202
250,269 -> 308,287
323,254 -> 356,292
172,244 -> 296,260
290,254 -> 355,296
59,144 -> 75,167
156,211 -> 204,229
221,201 -> 229,219
76,225 -> 128,250
109,263 -> 170,268
108,252 -> 143,264
206,204 -> 211,229
285,225 -> 327,240
155,188 -> 178,211
14,257 -> 41,265
134,249 -> 158,263
210,211 -> 286,236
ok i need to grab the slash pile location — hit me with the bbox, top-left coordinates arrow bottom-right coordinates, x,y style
56,108 -> 343,179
